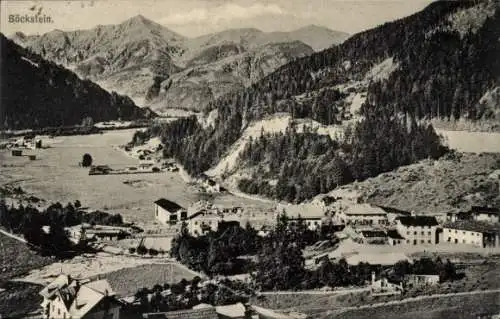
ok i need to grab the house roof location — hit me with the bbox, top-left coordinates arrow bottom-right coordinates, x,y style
443,220 -> 500,234
387,230 -> 405,239
360,230 -> 387,238
277,203 -> 325,219
40,276 -> 117,318
154,198 -> 184,212
250,305 -> 295,319
377,205 -> 412,216
397,216 -> 438,227
346,252 -> 412,266
344,204 -> 387,216
215,302 -> 246,318
470,206 -> 500,215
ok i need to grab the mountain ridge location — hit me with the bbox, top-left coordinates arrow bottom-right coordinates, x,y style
11,16 -> 348,110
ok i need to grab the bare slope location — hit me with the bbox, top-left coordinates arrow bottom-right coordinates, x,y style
336,152 -> 500,215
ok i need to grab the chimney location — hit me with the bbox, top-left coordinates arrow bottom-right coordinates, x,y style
371,271 -> 376,284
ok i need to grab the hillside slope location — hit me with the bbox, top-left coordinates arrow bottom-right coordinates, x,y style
142,0 -> 500,203
0,34 -> 153,130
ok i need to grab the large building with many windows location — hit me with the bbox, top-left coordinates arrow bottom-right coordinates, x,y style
396,216 -> 439,245
442,220 -> 500,248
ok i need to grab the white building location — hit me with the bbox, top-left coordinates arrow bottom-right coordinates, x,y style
404,274 -> 440,288
40,275 -> 120,319
442,220 -> 500,248
336,204 -> 388,226
154,198 -> 187,225
277,202 -> 327,231
370,272 -> 402,296
187,210 -> 222,236
396,216 -> 439,245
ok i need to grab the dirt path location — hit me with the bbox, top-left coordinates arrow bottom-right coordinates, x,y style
259,287 -> 369,296
0,228 -> 27,244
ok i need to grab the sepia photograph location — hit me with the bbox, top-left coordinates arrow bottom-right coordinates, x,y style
0,0 -> 499,318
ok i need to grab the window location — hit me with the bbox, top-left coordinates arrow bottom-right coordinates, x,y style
421,231 -> 424,235
428,240 -> 431,243
58,309 -> 61,316
414,231 -> 417,235
406,240 -> 410,244
428,232 -> 431,236
194,221 -> 198,225
421,240 -> 424,244
407,231 -> 410,235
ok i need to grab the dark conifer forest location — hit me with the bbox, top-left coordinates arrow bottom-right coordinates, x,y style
0,34 -> 154,129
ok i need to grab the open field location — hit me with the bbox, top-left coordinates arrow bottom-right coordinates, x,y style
17,252 -> 165,285
0,232 -> 55,284
325,291 -> 500,319
102,263 -> 198,297
437,130 -> 500,153
0,281 -> 44,318
0,129 -> 273,226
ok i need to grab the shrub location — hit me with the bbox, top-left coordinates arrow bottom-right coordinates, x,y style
82,153 -> 93,167
152,167 -> 160,173
149,248 -> 159,256
129,247 -> 136,254
137,245 -> 147,255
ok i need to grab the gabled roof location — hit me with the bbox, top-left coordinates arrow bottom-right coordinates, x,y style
387,229 -> 405,239
360,230 -> 387,238
377,205 -> 412,216
154,198 -> 184,212
470,206 -> 500,215
215,302 -> 246,318
397,216 -> 438,227
40,276 -> 117,318
344,204 -> 387,216
277,202 -> 325,219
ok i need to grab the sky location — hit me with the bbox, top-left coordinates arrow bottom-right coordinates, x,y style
1,0 -> 433,38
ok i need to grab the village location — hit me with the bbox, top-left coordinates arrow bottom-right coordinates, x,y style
1,130 -> 500,319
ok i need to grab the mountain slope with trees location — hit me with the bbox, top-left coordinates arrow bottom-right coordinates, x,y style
133,1 -> 497,201
0,34 -> 154,130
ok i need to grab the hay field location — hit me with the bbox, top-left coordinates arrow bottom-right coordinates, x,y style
0,129 -> 273,226
102,263 -> 198,297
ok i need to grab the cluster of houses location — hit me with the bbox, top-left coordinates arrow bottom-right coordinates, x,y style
39,275 -> 305,319
153,195 -> 500,249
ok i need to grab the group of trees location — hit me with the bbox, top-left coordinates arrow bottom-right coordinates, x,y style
170,223 -> 261,276
129,277 -> 248,314
393,257 -> 459,282
237,105 -> 447,201
0,200 -> 126,257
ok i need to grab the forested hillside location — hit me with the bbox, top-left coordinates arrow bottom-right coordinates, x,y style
0,34 -> 154,129
134,1 -> 497,201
